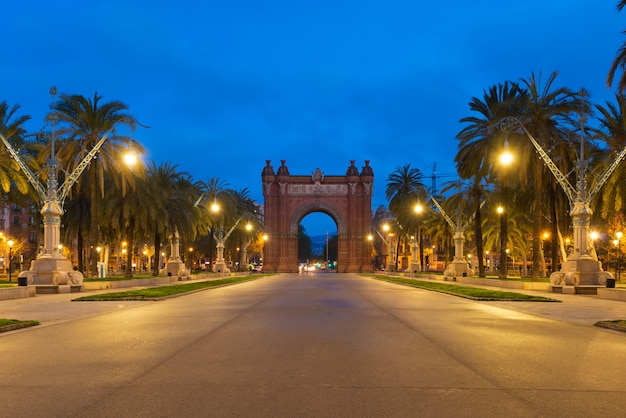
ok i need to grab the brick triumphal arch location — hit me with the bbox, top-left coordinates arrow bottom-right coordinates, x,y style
262,160 -> 374,273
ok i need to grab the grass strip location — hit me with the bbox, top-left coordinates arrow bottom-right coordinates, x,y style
0,319 -> 39,333
73,275 -> 265,301
595,320 -> 626,333
364,274 -> 560,302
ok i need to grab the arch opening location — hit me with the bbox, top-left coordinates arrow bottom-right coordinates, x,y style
299,211 -> 338,271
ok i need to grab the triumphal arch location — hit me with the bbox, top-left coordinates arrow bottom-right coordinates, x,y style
262,160 -> 374,273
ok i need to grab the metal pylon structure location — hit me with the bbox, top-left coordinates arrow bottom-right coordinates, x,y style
0,87 -> 109,293
500,116 -> 626,292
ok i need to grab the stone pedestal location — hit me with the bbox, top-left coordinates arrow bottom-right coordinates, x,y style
19,252 -> 84,293
159,259 -> 190,279
550,254 -> 612,294
212,262 -> 230,274
407,261 -> 421,276
444,259 -> 475,281
549,201 -> 614,294
18,200 -> 84,293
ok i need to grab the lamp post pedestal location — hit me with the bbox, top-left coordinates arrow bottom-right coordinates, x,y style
160,230 -> 190,279
549,201 -> 613,292
407,237 -> 420,276
18,200 -> 84,293
212,228 -> 230,275
444,230 -> 474,280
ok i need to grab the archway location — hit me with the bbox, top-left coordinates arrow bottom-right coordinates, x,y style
262,160 -> 374,273
300,212 -> 338,266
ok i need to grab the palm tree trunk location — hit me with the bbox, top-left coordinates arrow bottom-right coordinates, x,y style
153,229 -> 161,276
77,226 -> 85,272
89,165 -> 99,278
532,160 -> 544,279
125,219 -> 135,278
499,206 -> 508,280
473,188 -> 485,277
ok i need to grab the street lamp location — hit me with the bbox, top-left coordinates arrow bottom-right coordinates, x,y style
541,232 -> 550,276
408,204 -> 424,274
382,224 -> 396,272
7,239 -> 14,282
499,116 -> 626,287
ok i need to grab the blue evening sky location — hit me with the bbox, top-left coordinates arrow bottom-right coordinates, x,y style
2,1 -> 624,235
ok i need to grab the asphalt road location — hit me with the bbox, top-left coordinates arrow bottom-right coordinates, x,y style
1,273 -> 625,417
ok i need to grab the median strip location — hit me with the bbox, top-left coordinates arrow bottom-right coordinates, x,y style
73,275 -> 265,301
364,274 -> 560,302
0,319 -> 39,333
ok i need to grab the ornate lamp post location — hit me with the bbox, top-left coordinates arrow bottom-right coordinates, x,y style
500,116 -> 626,289
213,211 -> 256,275
382,224 -> 395,272
0,87 -> 110,291
429,195 -> 476,280
408,204 -> 423,275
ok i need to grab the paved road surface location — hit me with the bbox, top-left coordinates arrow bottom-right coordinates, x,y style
1,273 -> 626,417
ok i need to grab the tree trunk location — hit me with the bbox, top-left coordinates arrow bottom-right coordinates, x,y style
125,219 -> 135,278
77,226 -> 84,273
153,229 -> 161,276
88,164 -> 99,278
532,160 -> 544,279
549,177 -> 559,275
499,207 -> 508,279
473,188 -> 485,277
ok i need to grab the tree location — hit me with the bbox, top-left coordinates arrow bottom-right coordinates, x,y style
51,92 -> 145,277
607,1 -> 626,92
385,164 -> 428,269
592,94 -> 626,220
196,178 -> 234,265
143,161 -> 199,275
456,81 -> 527,278
519,72 -> 586,278
298,224 -> 314,262
0,101 -> 34,195
102,169 -> 153,277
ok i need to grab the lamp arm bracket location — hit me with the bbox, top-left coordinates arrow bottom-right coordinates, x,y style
588,144 -> 626,201
55,133 -> 109,206
429,195 -> 456,230
500,117 -> 577,204
0,133 -> 47,201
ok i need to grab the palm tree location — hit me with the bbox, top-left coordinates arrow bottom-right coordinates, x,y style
143,161 -> 200,275
196,177 -> 235,265
519,72 -> 587,278
441,178 -> 491,277
103,171 -> 154,277
385,164 -> 428,269
0,101 -> 34,195
51,92 -> 145,277
607,1 -> 626,92
592,94 -> 626,221
226,187 -> 263,269
456,81 -> 527,278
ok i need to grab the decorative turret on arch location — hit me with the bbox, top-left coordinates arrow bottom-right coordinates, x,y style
262,160 -> 374,273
